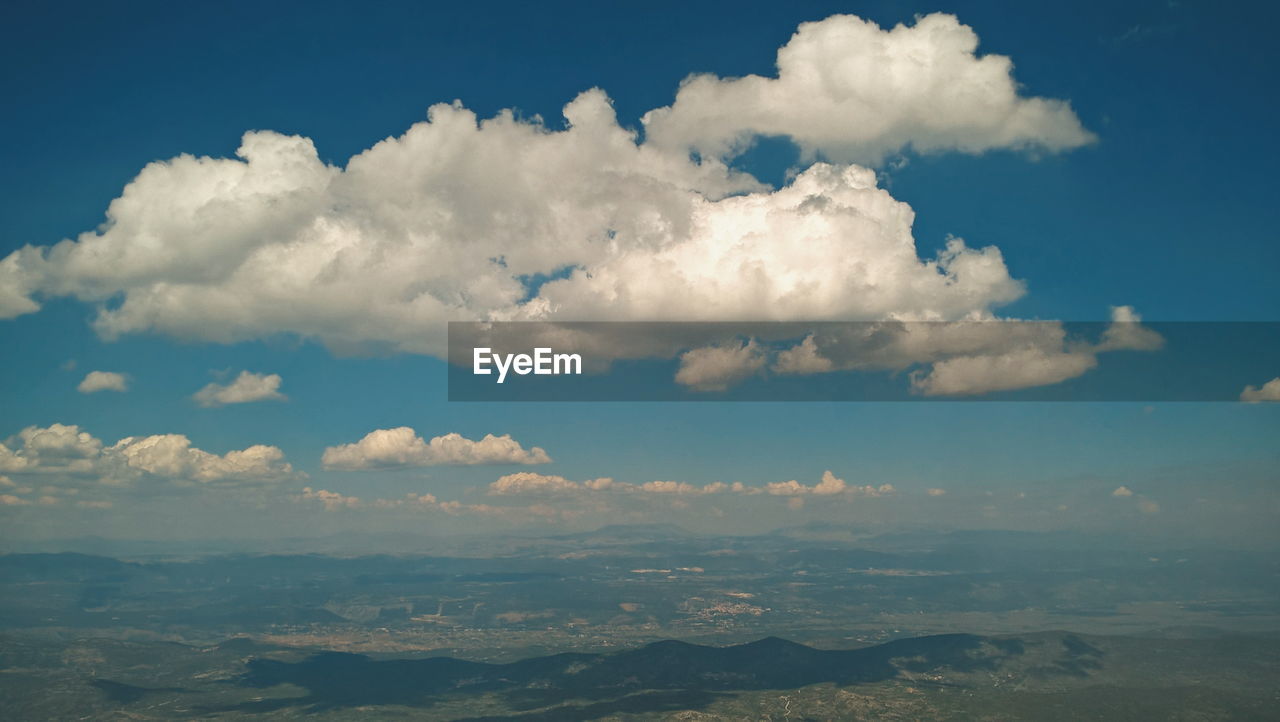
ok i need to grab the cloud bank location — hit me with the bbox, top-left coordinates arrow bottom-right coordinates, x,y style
486,470 -> 894,500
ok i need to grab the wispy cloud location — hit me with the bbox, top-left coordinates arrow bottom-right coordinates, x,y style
487,470 -> 894,500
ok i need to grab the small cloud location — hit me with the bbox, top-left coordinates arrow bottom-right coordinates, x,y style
1112,485 -> 1134,498
1138,499 -> 1161,515
675,340 -> 766,392
1240,377 -> 1280,403
489,472 -> 582,495
77,371 -> 128,394
1094,306 -> 1164,352
193,371 -> 286,407
773,335 -> 834,376
640,480 -> 699,494
812,470 -> 847,496
911,346 -> 1096,397
763,473 -> 891,497
926,488 -> 947,496
765,479 -> 810,496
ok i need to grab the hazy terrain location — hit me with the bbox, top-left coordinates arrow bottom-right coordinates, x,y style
2,526 -> 1278,719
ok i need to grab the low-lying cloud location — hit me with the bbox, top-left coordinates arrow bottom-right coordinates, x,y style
487,470 -> 895,500
322,428 -> 551,470
1240,377 -> 1280,403
0,423 -> 300,506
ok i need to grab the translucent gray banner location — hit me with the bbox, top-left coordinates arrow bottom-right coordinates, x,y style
447,321 -> 1280,401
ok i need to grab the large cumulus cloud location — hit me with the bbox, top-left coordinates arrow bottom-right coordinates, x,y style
0,13 -> 1092,361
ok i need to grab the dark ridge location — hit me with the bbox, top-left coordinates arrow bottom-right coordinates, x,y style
541,524 -> 692,541
214,632 -> 1044,714
0,552 -> 139,581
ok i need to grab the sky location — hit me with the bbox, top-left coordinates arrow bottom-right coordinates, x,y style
0,0 -> 1277,545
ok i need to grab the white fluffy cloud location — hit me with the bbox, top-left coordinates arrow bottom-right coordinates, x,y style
0,13 -> 1091,360
642,13 -> 1094,164
322,427 -> 550,470
110,434 -> 295,486
0,423 -> 299,505
528,167 -> 1025,325
1112,485 -> 1134,497
814,470 -> 849,495
193,371 -> 286,407
1240,377 -> 1280,403
488,472 -> 588,495
77,370 -> 128,394
0,423 -> 103,474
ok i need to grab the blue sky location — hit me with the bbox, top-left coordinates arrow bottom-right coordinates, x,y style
0,0 -> 1276,543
